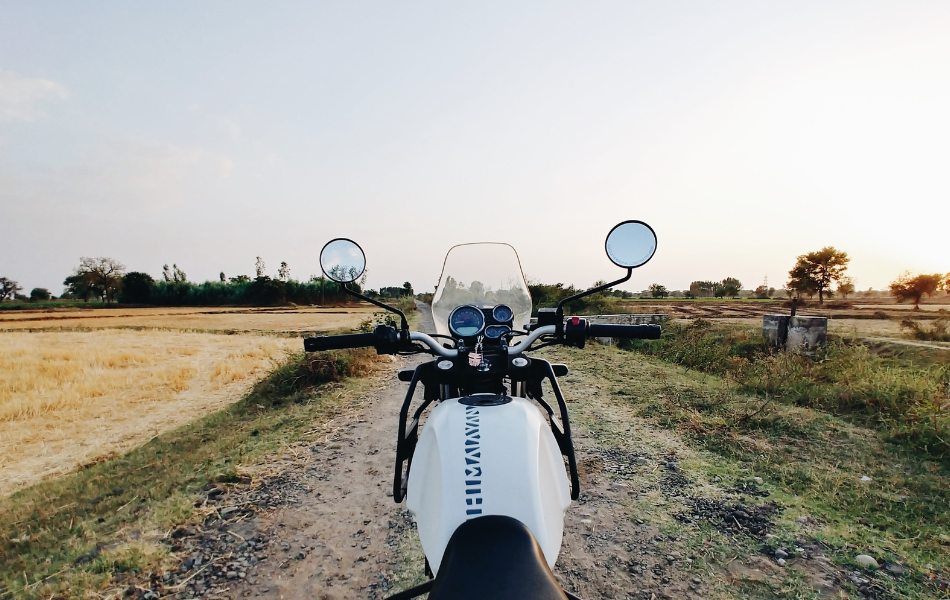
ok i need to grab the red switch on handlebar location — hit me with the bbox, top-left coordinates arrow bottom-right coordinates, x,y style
571,317 -> 580,326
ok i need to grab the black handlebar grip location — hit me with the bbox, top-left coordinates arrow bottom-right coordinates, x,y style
303,332 -> 378,352
586,323 -> 661,339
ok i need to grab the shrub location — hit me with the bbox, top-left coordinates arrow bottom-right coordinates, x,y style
900,318 -> 950,342
29,288 -> 51,302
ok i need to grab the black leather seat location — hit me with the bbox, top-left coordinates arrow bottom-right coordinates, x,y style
427,515 -> 570,600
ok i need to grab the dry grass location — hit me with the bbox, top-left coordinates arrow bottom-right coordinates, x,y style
0,306 -> 375,333
0,330 -> 297,497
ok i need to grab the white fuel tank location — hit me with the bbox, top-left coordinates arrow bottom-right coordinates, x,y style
406,396 -> 572,574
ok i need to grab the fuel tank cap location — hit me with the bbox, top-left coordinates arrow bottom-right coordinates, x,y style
457,394 -> 512,407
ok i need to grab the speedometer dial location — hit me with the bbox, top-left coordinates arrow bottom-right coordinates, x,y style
448,305 -> 486,338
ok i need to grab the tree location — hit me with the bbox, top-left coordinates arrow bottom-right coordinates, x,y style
255,256 -> 266,278
837,277 -> 855,299
689,281 -> 716,298
74,257 -> 126,303
649,283 -> 669,298
0,277 -> 22,301
219,272 -> 226,283
63,273 -> 95,301
402,282 -> 414,297
945,273 -> 950,295
120,272 -> 155,304
278,262 -> 290,281
889,272 -> 943,310
753,285 -> 773,299
229,275 -> 251,284
161,263 -> 186,282
30,288 -> 51,302
718,277 -> 742,298
787,247 -> 850,304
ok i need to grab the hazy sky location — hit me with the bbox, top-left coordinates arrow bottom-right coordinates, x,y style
2,2 -> 948,295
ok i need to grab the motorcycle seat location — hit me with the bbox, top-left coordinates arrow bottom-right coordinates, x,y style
427,515 -> 571,600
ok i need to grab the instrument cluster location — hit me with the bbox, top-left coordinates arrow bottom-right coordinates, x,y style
447,304 -> 514,340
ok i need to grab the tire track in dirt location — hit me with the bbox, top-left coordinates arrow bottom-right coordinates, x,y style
159,312 -> 435,600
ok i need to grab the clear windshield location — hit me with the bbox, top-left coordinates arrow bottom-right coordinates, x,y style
431,243 -> 533,337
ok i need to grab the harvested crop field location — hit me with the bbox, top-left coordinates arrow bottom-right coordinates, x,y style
0,306 -> 375,334
0,329 -> 297,497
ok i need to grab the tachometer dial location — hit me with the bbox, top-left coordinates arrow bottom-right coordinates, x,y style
492,304 -> 514,323
448,305 -> 486,338
484,325 -> 511,339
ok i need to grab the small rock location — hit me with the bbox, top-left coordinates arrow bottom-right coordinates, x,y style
666,555 -> 676,564
220,506 -> 241,516
226,571 -> 237,580
884,562 -> 906,576
692,577 -> 701,585
752,477 -> 763,484
764,534 -> 776,541
774,549 -> 788,560
777,558 -> 786,566
296,552 -> 305,560
855,554 -> 879,569
712,476 -> 722,483
860,475 -> 873,482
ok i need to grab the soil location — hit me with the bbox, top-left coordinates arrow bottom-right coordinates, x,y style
138,307 -> 861,600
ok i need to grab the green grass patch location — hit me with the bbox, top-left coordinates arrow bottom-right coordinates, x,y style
546,343 -> 949,599
623,320 -> 950,460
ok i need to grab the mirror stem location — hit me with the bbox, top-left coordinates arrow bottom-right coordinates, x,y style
555,268 -> 633,317
340,284 -> 410,337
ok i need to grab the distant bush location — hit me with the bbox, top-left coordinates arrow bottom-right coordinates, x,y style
29,288 -> 51,302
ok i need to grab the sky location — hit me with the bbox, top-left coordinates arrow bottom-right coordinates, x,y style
2,1 -> 949,295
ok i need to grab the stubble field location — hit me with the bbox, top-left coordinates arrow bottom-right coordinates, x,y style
0,305 -> 374,497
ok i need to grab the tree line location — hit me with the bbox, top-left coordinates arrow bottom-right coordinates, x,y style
2,248 -> 946,309
0,257 -> 415,307
644,246 -> 948,306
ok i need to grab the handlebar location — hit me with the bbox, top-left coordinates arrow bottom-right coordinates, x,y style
303,321 -> 661,356
303,332 -> 379,352
586,323 -> 661,339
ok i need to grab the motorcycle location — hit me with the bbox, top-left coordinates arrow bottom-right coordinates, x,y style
304,221 -> 661,600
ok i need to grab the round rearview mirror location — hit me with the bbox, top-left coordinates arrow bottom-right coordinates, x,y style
320,238 -> 366,283
605,220 -> 657,269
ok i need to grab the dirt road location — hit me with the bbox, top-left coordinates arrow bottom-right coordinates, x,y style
157,308 -> 817,600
